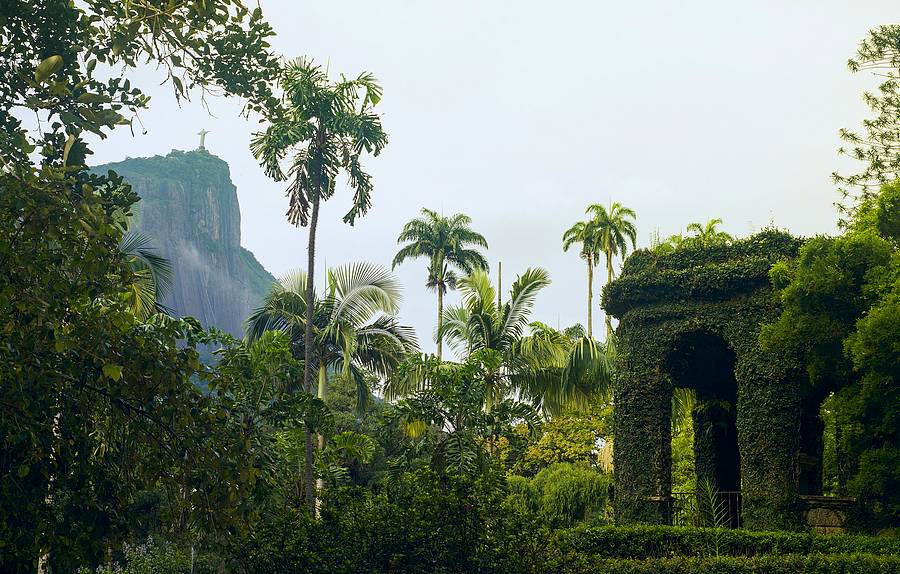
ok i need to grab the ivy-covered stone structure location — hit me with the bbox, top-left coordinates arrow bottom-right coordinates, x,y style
603,230 -> 820,530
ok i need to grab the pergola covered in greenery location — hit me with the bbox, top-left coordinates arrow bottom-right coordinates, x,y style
603,230 -> 818,530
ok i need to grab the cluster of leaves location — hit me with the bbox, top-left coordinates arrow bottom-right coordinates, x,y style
605,229 -> 800,317
762,180 -> 900,528
508,463 -> 612,529
0,1 -> 289,569
650,218 -> 734,255
511,402 -> 613,476
834,25 -> 900,222
250,57 -> 388,227
552,524 -> 900,560
1,0 -> 279,172
385,354 -> 543,478
389,267 -> 613,416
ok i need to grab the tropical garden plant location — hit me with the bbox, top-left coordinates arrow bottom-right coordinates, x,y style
563,219 -> 601,338
393,208 -> 489,359
585,202 -> 637,338
251,57 -> 388,507
388,268 -> 613,415
685,218 -> 733,246
247,262 -> 418,504
117,231 -> 173,320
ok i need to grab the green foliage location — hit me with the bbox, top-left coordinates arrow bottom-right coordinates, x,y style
393,209 -> 490,285
513,403 -> 612,475
76,538 -> 193,574
605,229 -> 801,317
386,355 -> 542,478
834,25 -> 900,220
507,463 -> 612,528
1,0 -> 278,172
550,553 -> 900,574
233,468 -> 531,574
393,208 -> 489,359
232,503 -> 900,574
604,229 -> 805,529
247,262 -> 418,409
552,525 -> 900,560
671,415 -> 697,494
390,268 -> 612,413
762,181 -> 900,528
0,164 -> 265,569
250,57 -> 388,227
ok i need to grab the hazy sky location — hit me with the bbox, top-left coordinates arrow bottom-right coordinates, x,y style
89,1 -> 896,355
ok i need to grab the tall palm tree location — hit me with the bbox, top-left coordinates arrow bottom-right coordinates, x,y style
686,218 -> 733,246
246,262 -> 416,507
388,269 -> 612,415
118,231 -> 173,320
392,209 -> 488,360
586,202 -> 637,339
563,220 -> 600,338
251,59 -> 387,509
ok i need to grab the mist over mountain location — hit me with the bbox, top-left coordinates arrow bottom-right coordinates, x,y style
96,149 -> 275,344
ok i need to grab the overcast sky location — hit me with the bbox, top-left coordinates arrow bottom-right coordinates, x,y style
89,1 -> 896,355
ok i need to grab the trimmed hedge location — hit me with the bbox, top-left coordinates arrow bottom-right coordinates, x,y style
553,525 -> 900,559
550,554 -> 900,574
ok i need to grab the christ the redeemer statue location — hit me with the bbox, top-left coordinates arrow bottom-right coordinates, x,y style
197,129 -> 210,150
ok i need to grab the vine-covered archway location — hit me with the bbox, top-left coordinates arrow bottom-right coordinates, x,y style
603,231 -> 807,530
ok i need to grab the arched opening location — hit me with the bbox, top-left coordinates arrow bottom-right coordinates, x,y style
665,331 -> 741,527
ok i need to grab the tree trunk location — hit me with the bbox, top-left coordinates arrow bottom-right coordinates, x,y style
315,362 -> 327,514
587,258 -> 593,339
497,261 -> 502,310
436,287 -> 443,361
302,185 -> 321,512
317,362 -> 327,452
605,250 -> 614,340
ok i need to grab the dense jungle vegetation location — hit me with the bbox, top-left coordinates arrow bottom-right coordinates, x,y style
0,2 -> 897,572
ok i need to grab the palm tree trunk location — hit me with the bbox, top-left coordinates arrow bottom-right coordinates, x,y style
605,249 -> 614,340
302,185 -> 321,512
316,362 -> 327,514
436,287 -> 443,361
587,258 -> 593,339
317,362 -> 327,452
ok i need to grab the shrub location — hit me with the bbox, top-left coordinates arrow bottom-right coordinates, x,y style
76,539 -> 192,574
550,553 -> 900,574
552,525 -> 900,560
507,463 -> 611,528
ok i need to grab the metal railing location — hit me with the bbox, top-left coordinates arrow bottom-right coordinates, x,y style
668,491 -> 742,528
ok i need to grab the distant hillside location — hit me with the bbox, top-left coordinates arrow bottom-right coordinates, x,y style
96,149 -> 274,346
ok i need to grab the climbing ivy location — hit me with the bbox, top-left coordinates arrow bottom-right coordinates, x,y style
602,229 -> 807,530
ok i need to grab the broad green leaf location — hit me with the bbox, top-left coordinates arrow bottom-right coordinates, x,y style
35,55 -> 64,83
405,419 -> 426,438
62,134 -> 76,166
102,363 -> 123,381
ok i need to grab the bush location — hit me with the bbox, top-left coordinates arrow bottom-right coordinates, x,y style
551,553 -> 900,574
76,539 -> 193,574
553,525 -> 900,560
507,463 -> 611,528
231,480 -> 900,574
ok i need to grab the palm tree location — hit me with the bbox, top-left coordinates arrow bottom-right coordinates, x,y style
686,218 -> 733,246
563,220 -> 600,338
586,202 -> 637,339
392,209 -> 489,360
118,231 -> 173,320
388,357 -> 542,476
250,58 -> 388,502
388,269 -> 612,415
246,262 -> 416,508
